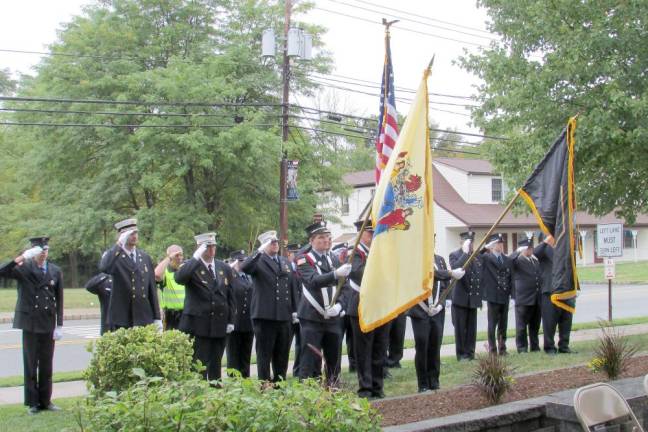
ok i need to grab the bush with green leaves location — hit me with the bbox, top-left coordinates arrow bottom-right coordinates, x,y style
84,325 -> 201,394
76,373 -> 382,431
588,321 -> 639,380
472,353 -> 515,405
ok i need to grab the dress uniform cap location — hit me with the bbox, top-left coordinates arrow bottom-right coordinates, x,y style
354,218 -> 374,232
287,243 -> 301,253
257,230 -> 278,245
518,235 -> 534,248
229,249 -> 247,261
194,232 -> 217,246
485,233 -> 504,249
331,242 -> 348,252
459,231 -> 475,241
29,236 -> 49,249
114,218 -> 138,232
305,220 -> 330,237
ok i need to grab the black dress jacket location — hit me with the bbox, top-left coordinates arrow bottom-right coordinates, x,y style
296,250 -> 348,323
449,248 -> 483,308
100,244 -> 160,327
241,252 -> 295,322
408,255 -> 452,320
346,243 -> 369,318
0,259 -> 63,333
231,272 -> 254,332
481,252 -> 513,304
508,251 -> 543,305
174,258 -> 235,338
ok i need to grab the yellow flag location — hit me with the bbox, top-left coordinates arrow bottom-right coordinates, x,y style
359,66 -> 434,332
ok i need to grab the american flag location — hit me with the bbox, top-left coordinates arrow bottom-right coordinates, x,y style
375,33 -> 399,184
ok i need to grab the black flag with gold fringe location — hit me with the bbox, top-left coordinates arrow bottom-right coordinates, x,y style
518,117 -> 579,313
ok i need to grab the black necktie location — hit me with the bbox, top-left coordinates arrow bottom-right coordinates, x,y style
497,255 -> 503,265
41,267 -> 46,275
208,264 -> 215,278
130,252 -> 136,262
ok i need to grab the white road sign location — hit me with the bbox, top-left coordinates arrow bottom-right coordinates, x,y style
604,258 -> 616,280
597,223 -> 624,258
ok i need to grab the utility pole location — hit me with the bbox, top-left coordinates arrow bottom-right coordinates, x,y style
278,0 -> 291,256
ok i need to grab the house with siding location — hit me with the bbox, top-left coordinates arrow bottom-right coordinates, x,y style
321,157 -> 648,263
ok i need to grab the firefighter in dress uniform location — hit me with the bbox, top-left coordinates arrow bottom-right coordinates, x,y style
226,250 -> 255,377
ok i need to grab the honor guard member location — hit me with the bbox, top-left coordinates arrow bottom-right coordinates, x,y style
482,233 -> 514,355
226,250 -> 254,377
84,271 -> 112,335
333,242 -> 355,372
99,218 -> 162,331
175,233 -> 235,381
241,230 -> 295,382
348,219 -> 390,398
534,234 -> 574,354
287,243 -> 303,377
154,245 -> 186,330
449,231 -> 483,361
0,237 -> 63,414
296,220 -> 351,386
408,250 -> 465,392
509,235 -> 543,352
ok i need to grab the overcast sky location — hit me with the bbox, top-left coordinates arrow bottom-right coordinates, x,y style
0,0 -> 493,135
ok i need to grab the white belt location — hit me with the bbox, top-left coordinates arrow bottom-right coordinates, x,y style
302,284 -> 336,319
349,279 -> 361,293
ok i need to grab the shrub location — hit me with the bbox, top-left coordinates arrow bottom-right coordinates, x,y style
589,321 -> 638,380
84,325 -> 201,394
472,353 -> 515,405
76,374 -> 382,431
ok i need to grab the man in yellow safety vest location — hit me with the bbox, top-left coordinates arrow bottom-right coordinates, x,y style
154,245 -> 186,330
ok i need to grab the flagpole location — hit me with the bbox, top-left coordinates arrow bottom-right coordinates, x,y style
435,190 -> 521,306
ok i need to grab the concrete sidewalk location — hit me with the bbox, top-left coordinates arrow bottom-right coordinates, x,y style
1,323 -> 646,406
0,308 -> 100,324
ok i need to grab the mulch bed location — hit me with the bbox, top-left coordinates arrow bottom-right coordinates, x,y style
373,354 -> 648,427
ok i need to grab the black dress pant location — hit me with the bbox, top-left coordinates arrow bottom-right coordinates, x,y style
515,304 -> 541,352
163,309 -> 182,331
542,294 -> 573,353
350,316 -> 389,397
98,298 -> 110,336
290,322 -> 302,377
344,315 -> 356,371
411,310 -> 445,390
487,302 -> 509,353
226,330 -> 254,378
252,319 -> 291,381
299,319 -> 342,386
22,330 -> 54,407
451,304 -> 477,360
386,313 -> 406,367
193,335 -> 226,381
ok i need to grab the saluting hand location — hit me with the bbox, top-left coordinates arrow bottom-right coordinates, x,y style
118,229 -> 135,248
21,246 -> 43,261
192,243 -> 207,260
461,239 -> 472,254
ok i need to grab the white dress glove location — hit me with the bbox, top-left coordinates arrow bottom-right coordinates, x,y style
258,239 -> 272,254
427,304 -> 443,317
154,319 -> 163,333
292,312 -> 299,324
325,303 -> 342,317
22,246 -> 43,260
461,239 -> 472,254
510,298 -> 516,306
334,263 -> 352,279
53,326 -> 63,341
193,243 -> 207,260
118,229 -> 135,248
226,324 -> 235,334
445,299 -> 452,308
450,268 -> 465,280
516,246 -> 528,253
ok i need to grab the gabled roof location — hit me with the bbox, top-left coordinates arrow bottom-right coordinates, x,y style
434,157 -> 495,175
342,170 -> 374,188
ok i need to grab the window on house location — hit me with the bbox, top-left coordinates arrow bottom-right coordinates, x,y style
341,196 -> 349,215
624,230 -> 634,249
492,178 -> 502,202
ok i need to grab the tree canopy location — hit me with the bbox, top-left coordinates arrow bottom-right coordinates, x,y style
460,0 -> 648,223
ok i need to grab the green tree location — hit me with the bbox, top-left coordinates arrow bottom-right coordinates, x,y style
1,0 -> 341,283
460,0 -> 648,223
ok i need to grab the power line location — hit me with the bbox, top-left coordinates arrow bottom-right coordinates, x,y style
0,121 -> 279,129
0,95 -> 282,108
0,107 -> 281,119
0,48 -> 132,61
323,0 -> 497,41
347,0 -> 495,36
312,7 -> 488,48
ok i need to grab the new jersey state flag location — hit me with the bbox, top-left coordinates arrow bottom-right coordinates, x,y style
359,66 -> 434,332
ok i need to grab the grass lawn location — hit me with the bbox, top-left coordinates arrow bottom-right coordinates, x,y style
0,397 -> 81,431
0,288 -> 98,313
577,260 -> 648,283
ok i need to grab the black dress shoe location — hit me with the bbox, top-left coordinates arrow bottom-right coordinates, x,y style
418,387 -> 430,393
558,348 -> 576,354
27,406 -> 40,415
371,391 -> 385,399
357,390 -> 373,399
545,349 -> 558,355
43,403 -> 62,411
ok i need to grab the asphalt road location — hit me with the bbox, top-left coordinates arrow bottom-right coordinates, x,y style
0,283 -> 645,378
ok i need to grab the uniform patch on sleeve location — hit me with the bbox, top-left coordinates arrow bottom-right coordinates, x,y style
297,257 -> 306,266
